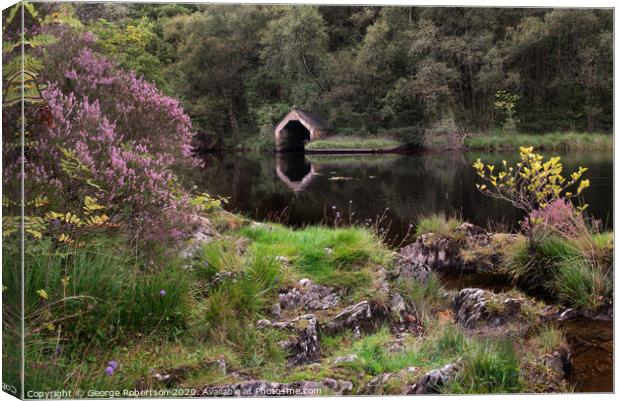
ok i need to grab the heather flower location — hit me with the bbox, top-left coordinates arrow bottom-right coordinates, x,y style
105,366 -> 114,376
32,34 -> 199,244
107,360 -> 118,369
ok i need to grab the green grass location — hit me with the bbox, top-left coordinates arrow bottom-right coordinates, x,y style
1,236 -> 195,393
416,214 -> 463,239
236,224 -> 391,299
501,230 -> 612,311
553,257 -> 610,310
445,340 -> 521,394
305,135 -> 403,150
395,271 -> 445,324
465,132 -> 612,151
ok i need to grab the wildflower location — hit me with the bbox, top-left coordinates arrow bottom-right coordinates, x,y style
336,212 -> 341,219
331,205 -> 336,210
105,366 -> 114,376
107,360 -> 118,369
159,289 -> 166,296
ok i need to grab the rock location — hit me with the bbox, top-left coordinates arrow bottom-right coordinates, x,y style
407,360 -> 461,394
520,348 -> 571,393
258,315 -> 320,367
452,288 -> 542,335
320,300 -> 383,335
362,373 -> 393,394
270,302 -> 282,318
196,379 -> 352,396
278,279 -> 340,311
333,354 -> 358,364
389,292 -> 408,323
391,257 -> 432,283
398,234 -> 456,270
179,215 -> 219,260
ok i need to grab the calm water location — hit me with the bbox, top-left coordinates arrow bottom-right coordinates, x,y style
190,150 -> 613,243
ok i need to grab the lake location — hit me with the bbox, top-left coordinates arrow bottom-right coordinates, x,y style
190,150 -> 613,245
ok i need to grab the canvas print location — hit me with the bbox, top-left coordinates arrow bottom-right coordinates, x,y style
1,1 -> 614,398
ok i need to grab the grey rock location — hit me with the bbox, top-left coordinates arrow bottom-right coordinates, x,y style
258,314 -> 320,367
278,280 -> 340,311
321,300 -> 375,335
451,288 -> 543,337
390,292 -> 408,323
407,360 -> 462,394
333,354 -> 358,364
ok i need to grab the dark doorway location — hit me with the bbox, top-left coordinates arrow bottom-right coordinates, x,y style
279,120 -> 310,151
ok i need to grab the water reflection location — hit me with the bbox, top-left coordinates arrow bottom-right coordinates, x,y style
275,153 -> 318,192
189,150 -> 613,243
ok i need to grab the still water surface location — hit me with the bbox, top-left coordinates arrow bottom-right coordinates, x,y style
191,150 -> 613,242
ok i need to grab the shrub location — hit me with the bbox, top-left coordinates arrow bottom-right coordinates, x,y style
473,147 -> 590,214
27,29 -> 198,245
522,199 -> 588,238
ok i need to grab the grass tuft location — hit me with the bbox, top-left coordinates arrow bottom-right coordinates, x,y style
416,214 -> 463,239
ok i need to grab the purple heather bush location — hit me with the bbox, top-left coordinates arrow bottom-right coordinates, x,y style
522,199 -> 587,239
28,29 -> 199,245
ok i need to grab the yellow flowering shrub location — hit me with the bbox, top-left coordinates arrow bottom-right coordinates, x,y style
473,146 -> 590,213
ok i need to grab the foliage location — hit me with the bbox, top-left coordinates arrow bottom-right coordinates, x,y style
23,26 -> 198,245
236,224 -> 391,298
494,90 -> 520,135
465,132 -> 613,151
473,146 -> 590,213
553,257 -> 610,310
106,5 -> 613,147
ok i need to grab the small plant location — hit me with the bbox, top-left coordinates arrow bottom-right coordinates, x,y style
494,90 -> 520,135
473,147 -> 590,215
416,214 -> 463,239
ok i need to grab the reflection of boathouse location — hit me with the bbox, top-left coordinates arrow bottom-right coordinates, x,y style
275,153 -> 320,192
274,108 -> 333,152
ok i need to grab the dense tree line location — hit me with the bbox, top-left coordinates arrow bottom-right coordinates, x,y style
74,4 -> 613,149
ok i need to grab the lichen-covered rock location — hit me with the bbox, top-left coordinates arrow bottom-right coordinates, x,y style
396,224 -> 519,274
179,215 -> 219,260
320,300 -> 387,335
278,279 -> 340,311
196,378 -> 352,397
360,367 -> 419,395
391,255 -> 432,283
521,348 -> 572,393
406,360 -> 462,394
452,288 -> 542,335
258,315 -> 320,367
398,234 -> 456,270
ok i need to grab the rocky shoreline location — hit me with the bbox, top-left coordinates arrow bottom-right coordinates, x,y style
157,216 -> 614,395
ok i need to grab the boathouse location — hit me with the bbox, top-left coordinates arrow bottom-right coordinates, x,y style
274,108 -> 333,152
